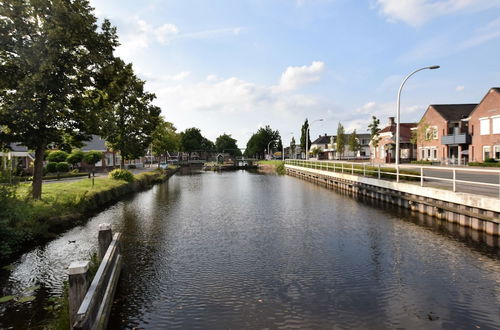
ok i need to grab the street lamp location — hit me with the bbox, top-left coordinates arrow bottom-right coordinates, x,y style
267,140 -> 277,160
306,119 -> 324,160
395,65 -> 439,179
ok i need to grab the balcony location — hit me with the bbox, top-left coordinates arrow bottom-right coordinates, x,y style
441,133 -> 471,145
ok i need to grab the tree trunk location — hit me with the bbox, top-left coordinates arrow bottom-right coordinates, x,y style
32,144 -> 45,199
121,156 -> 125,168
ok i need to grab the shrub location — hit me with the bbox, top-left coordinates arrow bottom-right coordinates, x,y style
469,161 -> 500,167
484,158 -> 498,163
276,162 -> 286,175
109,169 -> 134,182
66,150 -> 84,165
56,162 -> 70,173
47,150 -> 69,163
46,162 -> 58,173
411,160 -> 433,165
83,151 -> 103,166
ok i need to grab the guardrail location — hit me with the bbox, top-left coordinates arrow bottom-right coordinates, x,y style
68,224 -> 122,330
285,159 -> 500,198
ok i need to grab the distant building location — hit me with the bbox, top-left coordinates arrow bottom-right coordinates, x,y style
467,87 -> 500,162
371,117 -> 416,163
415,104 -> 476,164
309,133 -> 371,160
0,143 -> 34,173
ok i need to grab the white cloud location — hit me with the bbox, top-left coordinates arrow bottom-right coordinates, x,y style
155,23 -> 180,44
375,0 -> 500,27
146,63 -> 332,147
456,85 -> 465,92
278,61 -> 326,91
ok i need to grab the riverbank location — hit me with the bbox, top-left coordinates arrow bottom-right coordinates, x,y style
257,160 -> 285,174
0,167 -> 177,264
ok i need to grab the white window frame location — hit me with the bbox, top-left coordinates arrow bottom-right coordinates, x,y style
480,118 -> 490,135
494,145 -> 500,160
432,148 -> 437,160
483,146 -> 491,161
492,116 -> 500,134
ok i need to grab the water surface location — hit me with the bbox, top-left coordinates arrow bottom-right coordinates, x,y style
1,170 -> 499,329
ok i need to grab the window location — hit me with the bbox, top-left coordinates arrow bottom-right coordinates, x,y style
480,118 -> 490,135
427,148 -> 431,159
432,126 -> 438,139
494,145 -> 500,160
493,117 -> 500,134
483,146 -> 491,160
433,149 -> 437,160
421,148 -> 425,160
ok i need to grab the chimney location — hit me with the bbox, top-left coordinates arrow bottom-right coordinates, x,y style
388,117 -> 395,126
324,133 -> 327,136
318,135 -> 321,138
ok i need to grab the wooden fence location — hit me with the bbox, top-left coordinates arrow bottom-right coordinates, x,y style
68,224 -> 123,330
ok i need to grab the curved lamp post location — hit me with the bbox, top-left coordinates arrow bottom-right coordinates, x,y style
395,65 -> 440,180
306,119 -> 324,160
267,140 -> 277,160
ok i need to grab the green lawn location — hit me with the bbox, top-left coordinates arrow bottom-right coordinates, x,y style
258,160 -> 284,166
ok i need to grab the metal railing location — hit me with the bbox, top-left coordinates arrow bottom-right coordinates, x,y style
285,159 -> 500,199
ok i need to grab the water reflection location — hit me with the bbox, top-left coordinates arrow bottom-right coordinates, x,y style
0,170 -> 499,329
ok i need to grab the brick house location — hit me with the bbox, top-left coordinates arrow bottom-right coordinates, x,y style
415,104 -> 476,164
310,134 -> 333,160
467,87 -> 500,162
371,117 -> 416,163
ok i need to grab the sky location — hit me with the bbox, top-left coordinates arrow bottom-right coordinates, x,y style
89,0 -> 500,148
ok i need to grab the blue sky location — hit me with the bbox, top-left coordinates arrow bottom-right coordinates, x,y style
90,0 -> 500,148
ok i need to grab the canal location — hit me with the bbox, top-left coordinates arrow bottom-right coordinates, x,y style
1,170 -> 499,329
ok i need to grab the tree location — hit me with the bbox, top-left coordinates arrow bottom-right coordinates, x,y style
201,137 -> 215,152
348,129 -> 360,156
180,128 -> 204,154
66,150 -> 85,167
336,123 -> 346,159
244,126 -> 281,159
0,0 -> 118,198
83,150 -> 103,186
368,116 -> 381,152
46,151 -> 69,163
97,59 -> 161,167
311,146 -> 321,158
300,119 -> 311,157
151,118 -> 180,166
215,134 -> 241,156
290,137 -> 296,159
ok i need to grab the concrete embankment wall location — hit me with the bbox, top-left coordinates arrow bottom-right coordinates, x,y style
286,165 -> 500,236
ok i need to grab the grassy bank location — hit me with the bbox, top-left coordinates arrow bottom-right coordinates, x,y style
258,160 -> 286,175
0,168 -> 177,263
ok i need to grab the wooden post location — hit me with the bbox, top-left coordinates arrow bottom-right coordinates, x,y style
98,223 -> 113,260
68,261 -> 90,329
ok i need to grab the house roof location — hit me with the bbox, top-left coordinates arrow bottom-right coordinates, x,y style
311,135 -> 333,145
467,87 -> 500,119
7,143 -> 28,152
429,104 -> 477,122
378,123 -> 416,141
81,135 -> 107,151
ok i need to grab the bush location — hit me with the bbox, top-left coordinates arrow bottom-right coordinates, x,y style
66,150 -> 84,165
484,158 -> 498,163
276,162 -> 286,175
56,162 -> 70,173
46,162 -> 58,173
469,161 -> 500,167
83,151 -> 103,166
47,150 -> 69,163
108,169 -> 134,182
411,160 -> 433,165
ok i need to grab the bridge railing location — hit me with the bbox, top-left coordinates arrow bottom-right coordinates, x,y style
68,224 -> 122,330
285,159 -> 500,199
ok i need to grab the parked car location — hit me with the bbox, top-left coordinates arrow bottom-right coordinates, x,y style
159,162 -> 168,169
